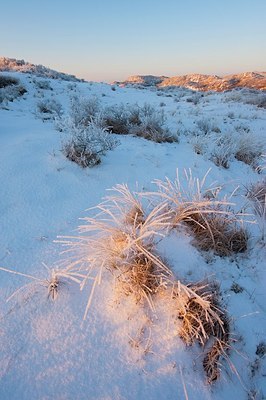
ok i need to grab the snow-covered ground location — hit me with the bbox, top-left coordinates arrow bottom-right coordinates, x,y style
0,72 -> 265,399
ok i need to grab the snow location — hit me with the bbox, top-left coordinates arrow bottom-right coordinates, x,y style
0,71 -> 265,399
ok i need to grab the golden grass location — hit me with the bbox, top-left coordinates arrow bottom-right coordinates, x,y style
115,255 -> 168,311
172,279 -> 230,383
185,212 -> 248,256
143,169 -> 248,256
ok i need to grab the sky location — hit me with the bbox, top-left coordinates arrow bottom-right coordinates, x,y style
1,0 -> 266,82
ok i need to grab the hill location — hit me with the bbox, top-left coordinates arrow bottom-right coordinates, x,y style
119,71 -> 266,91
0,56 -> 83,82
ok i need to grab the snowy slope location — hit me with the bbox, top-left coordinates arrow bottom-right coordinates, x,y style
0,71 -> 265,400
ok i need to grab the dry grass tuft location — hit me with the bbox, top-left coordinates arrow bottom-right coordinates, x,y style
58,184 -> 173,318
116,255 -> 168,310
203,335 -> 230,383
173,281 -> 224,345
246,179 -> 266,219
172,279 -> 230,383
185,212 -> 248,256
0,264 -> 85,302
144,169 -> 247,256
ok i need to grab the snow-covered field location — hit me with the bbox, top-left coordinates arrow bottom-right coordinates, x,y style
0,72 -> 265,399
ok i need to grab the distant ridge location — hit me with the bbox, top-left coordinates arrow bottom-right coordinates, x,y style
0,57 -> 83,82
118,72 -> 266,91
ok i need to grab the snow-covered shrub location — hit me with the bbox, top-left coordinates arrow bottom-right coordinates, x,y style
186,211 -> 247,255
190,130 -> 236,169
102,103 -> 177,143
246,179 -> 266,240
191,134 -> 208,155
36,98 -> 62,120
61,120 -> 118,168
0,75 -> 27,105
67,83 -> 77,91
224,88 -> 266,108
34,79 -> 52,90
186,92 -> 202,105
102,104 -> 130,134
196,118 -> 214,135
0,75 -> 19,88
0,85 -> 27,105
234,131 -> 264,168
69,95 -> 100,128
130,115 -> 176,143
210,134 -> 235,169
129,104 -> 177,143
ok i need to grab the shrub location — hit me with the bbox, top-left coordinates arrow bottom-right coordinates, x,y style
36,99 -> 62,120
211,147 -> 232,169
102,104 -> 130,134
234,132 -> 264,168
101,103 -> 177,143
0,75 -> 19,88
223,88 -> 266,108
129,104 -> 177,143
69,95 -> 100,128
196,118 -> 214,135
186,92 -> 202,105
246,179 -> 266,218
61,120 -> 118,168
34,79 -> 52,90
209,132 -> 236,169
246,179 -> 266,240
0,75 -> 27,105
0,86 -> 27,105
191,134 -> 208,155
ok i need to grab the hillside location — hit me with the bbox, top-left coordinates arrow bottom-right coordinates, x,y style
0,57 -> 83,82
119,71 -> 266,91
0,66 -> 265,400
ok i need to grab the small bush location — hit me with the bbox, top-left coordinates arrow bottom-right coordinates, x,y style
103,104 -> 130,134
197,118 -> 214,135
0,75 -> 19,88
34,79 -> 52,90
211,148 -> 231,169
246,179 -> 266,218
246,179 -> 266,240
129,104 -> 177,143
224,88 -> 266,108
102,103 -> 177,143
191,135 -> 208,155
0,84 -> 27,105
131,118 -> 176,143
69,95 -> 100,128
36,99 -> 62,120
186,93 -> 202,105
210,133 -> 236,169
61,120 -> 118,168
234,132 -> 264,168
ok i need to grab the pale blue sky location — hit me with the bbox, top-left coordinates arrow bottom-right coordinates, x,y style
1,0 -> 265,82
